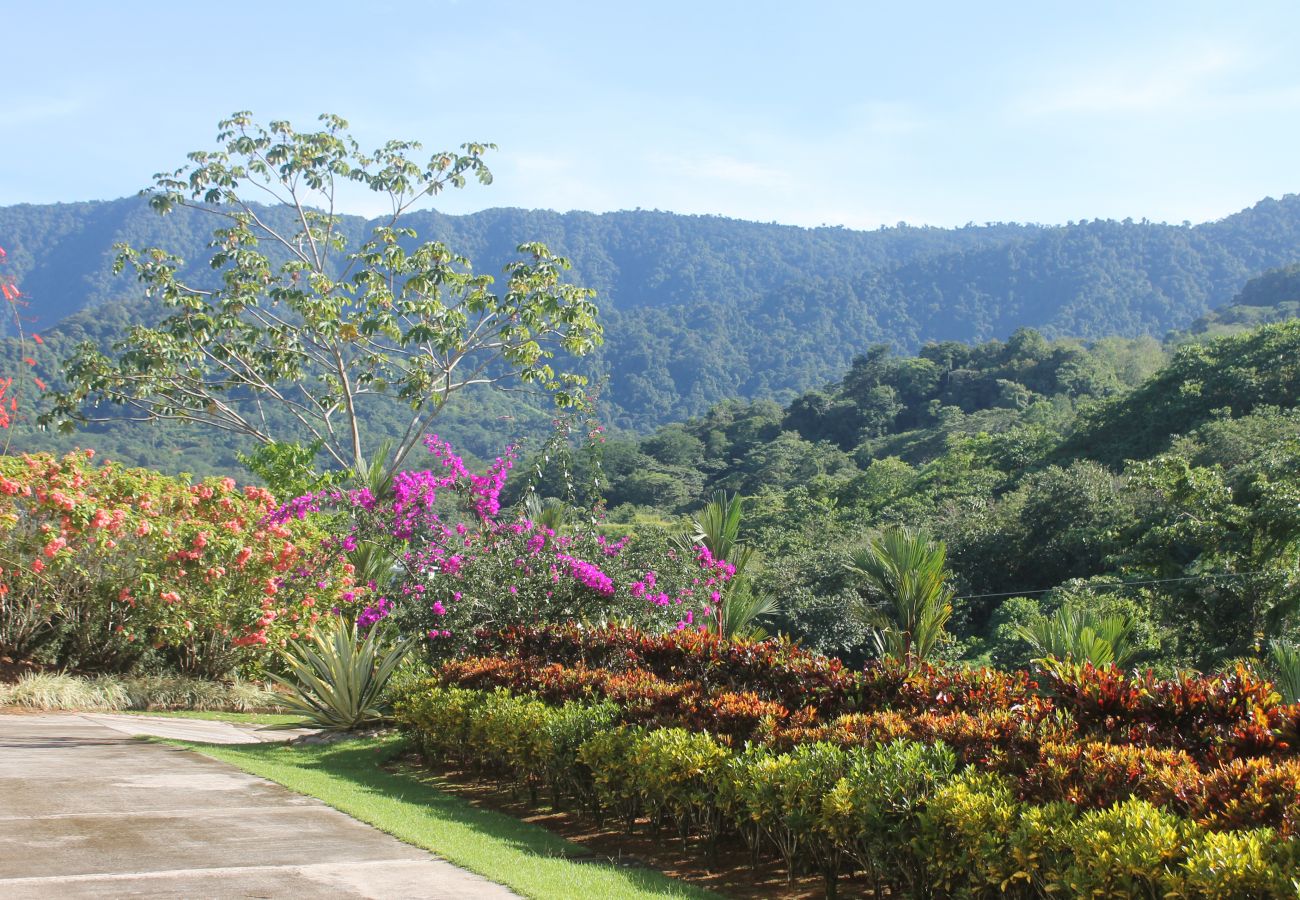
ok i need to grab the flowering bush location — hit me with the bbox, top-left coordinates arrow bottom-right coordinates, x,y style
269,436 -> 733,653
0,451 -> 350,676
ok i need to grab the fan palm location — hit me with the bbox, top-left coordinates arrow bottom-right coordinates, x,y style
524,493 -> 569,537
1269,640 -> 1300,704
1014,604 -> 1139,668
847,527 -> 954,664
346,440 -> 399,587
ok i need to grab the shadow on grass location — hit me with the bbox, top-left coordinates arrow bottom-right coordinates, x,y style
166,735 -> 717,900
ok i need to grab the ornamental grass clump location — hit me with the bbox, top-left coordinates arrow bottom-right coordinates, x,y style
1,672 -> 128,710
0,671 -> 281,711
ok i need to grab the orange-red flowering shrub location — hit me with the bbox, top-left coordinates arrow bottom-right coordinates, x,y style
0,451 -> 352,676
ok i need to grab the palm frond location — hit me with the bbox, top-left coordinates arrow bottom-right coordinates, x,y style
847,526 -> 954,664
1269,640 -> 1300,704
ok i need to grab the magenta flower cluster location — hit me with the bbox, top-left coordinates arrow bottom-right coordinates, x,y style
268,436 -> 737,648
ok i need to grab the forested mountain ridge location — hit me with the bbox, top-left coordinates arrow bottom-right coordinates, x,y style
4,194 -> 1300,433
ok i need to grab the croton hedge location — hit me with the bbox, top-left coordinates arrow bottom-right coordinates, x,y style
0,451 -> 353,676
396,681 -> 1300,898
401,623 -> 1300,894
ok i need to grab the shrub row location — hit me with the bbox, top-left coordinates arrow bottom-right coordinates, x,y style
1044,660 -> 1300,762
475,626 -> 1300,763
397,683 -> 1300,898
475,624 -> 1042,716
438,649 -> 1300,834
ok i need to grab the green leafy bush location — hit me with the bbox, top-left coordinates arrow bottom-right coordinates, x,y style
576,725 -> 646,830
821,739 -> 957,895
733,742 -> 849,892
1176,828 -> 1297,899
916,771 -> 1022,897
393,683 -> 484,764
467,689 -> 553,802
631,727 -> 733,849
1056,798 -> 1190,898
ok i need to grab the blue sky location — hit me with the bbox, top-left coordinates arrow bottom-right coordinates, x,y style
4,1 -> 1299,229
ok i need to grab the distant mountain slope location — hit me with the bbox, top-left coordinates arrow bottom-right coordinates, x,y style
1179,262 -> 1300,338
3,195 -> 1300,435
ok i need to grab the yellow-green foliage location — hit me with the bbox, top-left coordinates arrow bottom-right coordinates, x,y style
821,739 -> 957,893
1057,798 -> 1190,897
468,690 -> 552,794
632,728 -> 732,836
732,742 -> 849,881
538,700 -> 619,807
1175,828 -> 1298,899
1006,801 -> 1076,897
576,725 -> 647,828
393,683 -> 484,763
917,771 -> 1022,898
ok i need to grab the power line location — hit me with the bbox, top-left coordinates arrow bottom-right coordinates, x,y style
952,570 -> 1276,602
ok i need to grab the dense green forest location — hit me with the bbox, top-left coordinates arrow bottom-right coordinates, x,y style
518,311 -> 1300,675
5,193 -> 1300,441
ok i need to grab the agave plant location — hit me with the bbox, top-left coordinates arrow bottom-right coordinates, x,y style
847,526 -> 954,664
270,615 -> 410,732
1014,604 -> 1139,668
1269,640 -> 1300,704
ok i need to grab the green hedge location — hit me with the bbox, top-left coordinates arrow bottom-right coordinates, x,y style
396,683 -> 1300,898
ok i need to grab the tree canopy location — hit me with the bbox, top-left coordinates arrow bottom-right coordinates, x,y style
45,112 -> 602,478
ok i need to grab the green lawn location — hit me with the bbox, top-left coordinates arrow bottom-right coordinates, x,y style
167,736 -> 717,900
120,709 -> 303,726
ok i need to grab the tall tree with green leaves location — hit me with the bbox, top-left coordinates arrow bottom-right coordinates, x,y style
47,112 -> 603,482
847,526 -> 955,664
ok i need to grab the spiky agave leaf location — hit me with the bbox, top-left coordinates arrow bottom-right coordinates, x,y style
269,615 -> 409,731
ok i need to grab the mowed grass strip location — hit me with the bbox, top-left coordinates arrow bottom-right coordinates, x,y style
167,736 -> 717,900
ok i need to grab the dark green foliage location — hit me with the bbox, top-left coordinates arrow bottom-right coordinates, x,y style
6,194 -> 1300,448
1060,320 -> 1300,466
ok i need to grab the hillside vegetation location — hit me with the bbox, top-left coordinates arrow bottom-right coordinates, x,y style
523,316 -> 1300,674
5,194 -> 1300,438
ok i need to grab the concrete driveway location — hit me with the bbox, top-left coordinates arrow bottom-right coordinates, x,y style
0,713 -> 518,898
